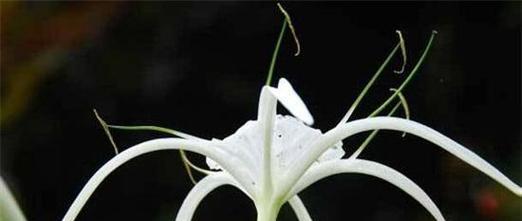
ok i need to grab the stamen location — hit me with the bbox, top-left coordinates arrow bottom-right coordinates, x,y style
93,109 -> 119,155
94,115 -> 213,183
369,30 -> 437,117
266,3 -> 301,86
106,125 -> 204,141
265,19 -> 287,86
336,35 -> 402,126
394,30 -> 407,74
389,88 -> 410,137
277,3 -> 301,56
180,151 -> 213,175
180,150 -> 198,184
349,101 -> 402,159
349,30 -> 437,153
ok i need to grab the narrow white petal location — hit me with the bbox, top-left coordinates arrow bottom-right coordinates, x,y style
256,78 -> 314,194
267,78 -> 314,125
176,173 -> 242,221
283,117 -> 521,197
257,87 -> 277,195
62,138 -> 254,221
288,196 -> 313,221
0,177 -> 27,221
289,159 -> 444,221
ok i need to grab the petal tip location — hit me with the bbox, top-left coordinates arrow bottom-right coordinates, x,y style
269,78 -> 315,125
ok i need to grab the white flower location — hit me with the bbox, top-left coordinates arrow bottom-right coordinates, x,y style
62,20 -> 521,220
205,114 -> 344,171
62,75 -> 521,221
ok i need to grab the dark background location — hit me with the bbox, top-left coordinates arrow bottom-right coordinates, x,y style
1,2 -> 520,221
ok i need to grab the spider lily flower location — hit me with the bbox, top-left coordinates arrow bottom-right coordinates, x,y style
63,75 -> 521,221
62,15 -> 520,220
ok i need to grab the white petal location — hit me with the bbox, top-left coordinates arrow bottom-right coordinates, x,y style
288,196 -> 313,221
267,78 -> 314,125
207,122 -> 261,174
0,177 -> 27,221
316,141 -> 344,162
257,87 -> 278,194
290,159 -> 445,221
62,138 -> 255,221
284,117 -> 522,198
176,173 -> 245,221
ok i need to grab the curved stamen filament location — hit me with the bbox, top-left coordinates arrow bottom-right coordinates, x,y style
106,125 -> 214,181
92,110 -> 212,183
106,125 -> 205,141
369,30 -> 437,118
349,88 -> 411,159
349,101 -> 402,159
179,150 -> 213,175
394,30 -> 407,74
390,88 -> 411,121
390,88 -> 411,137
63,138 -> 255,221
277,3 -> 301,56
266,19 -> 287,86
180,150 -> 201,184
266,3 -> 302,86
93,109 -> 119,154
336,41 -> 401,126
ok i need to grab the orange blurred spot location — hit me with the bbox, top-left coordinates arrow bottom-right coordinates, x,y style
475,188 -> 499,220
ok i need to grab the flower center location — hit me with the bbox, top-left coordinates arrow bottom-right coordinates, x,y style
206,115 -> 344,183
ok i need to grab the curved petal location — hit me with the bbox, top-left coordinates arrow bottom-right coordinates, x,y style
176,173 -> 245,221
267,78 -> 314,125
288,159 -> 444,221
282,117 -> 521,197
62,138 -> 254,221
288,196 -> 313,221
0,177 -> 27,221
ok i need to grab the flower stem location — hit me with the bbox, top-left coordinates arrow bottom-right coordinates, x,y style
256,201 -> 280,221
